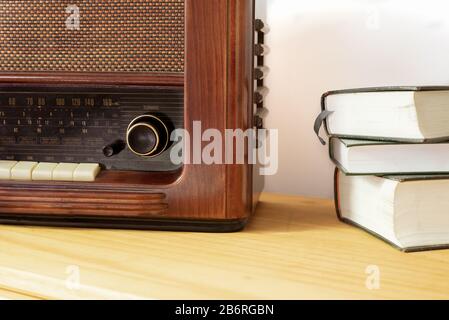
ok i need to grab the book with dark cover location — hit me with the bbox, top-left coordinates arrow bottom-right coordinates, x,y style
334,168 -> 449,253
316,86 -> 449,144
329,137 -> 449,176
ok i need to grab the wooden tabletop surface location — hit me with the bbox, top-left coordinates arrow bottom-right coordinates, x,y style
0,193 -> 448,300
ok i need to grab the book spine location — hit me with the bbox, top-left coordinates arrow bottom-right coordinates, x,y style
333,168 -> 343,222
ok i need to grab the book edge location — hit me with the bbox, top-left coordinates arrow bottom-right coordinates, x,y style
329,145 -> 449,176
328,134 -> 447,144
323,86 -> 449,98
321,87 -> 449,143
334,168 -> 449,253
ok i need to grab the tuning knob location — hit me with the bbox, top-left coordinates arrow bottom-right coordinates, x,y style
103,140 -> 126,158
126,115 -> 171,157
254,86 -> 269,104
255,19 -> 270,34
254,44 -> 270,56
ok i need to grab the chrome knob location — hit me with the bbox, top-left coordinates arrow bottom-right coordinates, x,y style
126,115 -> 171,157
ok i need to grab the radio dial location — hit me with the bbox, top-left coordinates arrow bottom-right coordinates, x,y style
126,115 -> 171,157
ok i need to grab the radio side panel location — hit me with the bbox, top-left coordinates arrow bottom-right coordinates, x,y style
226,0 -> 257,220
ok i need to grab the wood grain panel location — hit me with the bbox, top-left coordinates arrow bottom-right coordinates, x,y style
0,188 -> 167,217
0,72 -> 184,86
0,194 -> 448,300
226,0 -> 256,219
0,287 -> 38,300
168,0 -> 229,219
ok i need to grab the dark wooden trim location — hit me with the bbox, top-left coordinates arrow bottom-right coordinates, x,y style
0,215 -> 248,232
0,169 -> 183,191
225,0 -> 256,219
0,72 -> 184,86
170,0 -> 228,219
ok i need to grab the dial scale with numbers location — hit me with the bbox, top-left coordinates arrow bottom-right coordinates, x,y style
0,85 -> 184,172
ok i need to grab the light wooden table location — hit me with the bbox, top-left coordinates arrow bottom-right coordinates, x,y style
0,193 -> 448,300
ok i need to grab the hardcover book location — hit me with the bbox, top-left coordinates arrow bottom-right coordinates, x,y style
335,169 -> 449,252
319,87 -> 449,143
330,138 -> 449,175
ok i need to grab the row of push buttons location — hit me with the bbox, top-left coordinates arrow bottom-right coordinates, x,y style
0,161 -> 101,182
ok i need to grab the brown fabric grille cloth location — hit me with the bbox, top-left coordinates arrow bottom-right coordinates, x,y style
0,0 -> 185,73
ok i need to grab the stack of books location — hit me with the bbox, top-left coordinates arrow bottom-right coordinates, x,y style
317,87 -> 449,252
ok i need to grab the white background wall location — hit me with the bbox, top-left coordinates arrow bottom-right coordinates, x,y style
260,0 -> 449,199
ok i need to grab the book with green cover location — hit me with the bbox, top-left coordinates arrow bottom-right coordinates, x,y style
329,137 -> 449,175
335,168 -> 449,252
316,86 -> 449,143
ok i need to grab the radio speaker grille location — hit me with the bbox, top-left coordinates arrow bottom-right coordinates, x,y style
0,0 -> 185,73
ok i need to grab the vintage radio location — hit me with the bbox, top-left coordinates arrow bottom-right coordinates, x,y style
0,0 -> 268,231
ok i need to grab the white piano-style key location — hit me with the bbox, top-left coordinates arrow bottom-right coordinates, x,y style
52,163 -> 79,181
32,162 -> 58,181
73,163 -> 101,182
0,161 -> 18,180
0,161 -> 102,182
11,161 -> 38,181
